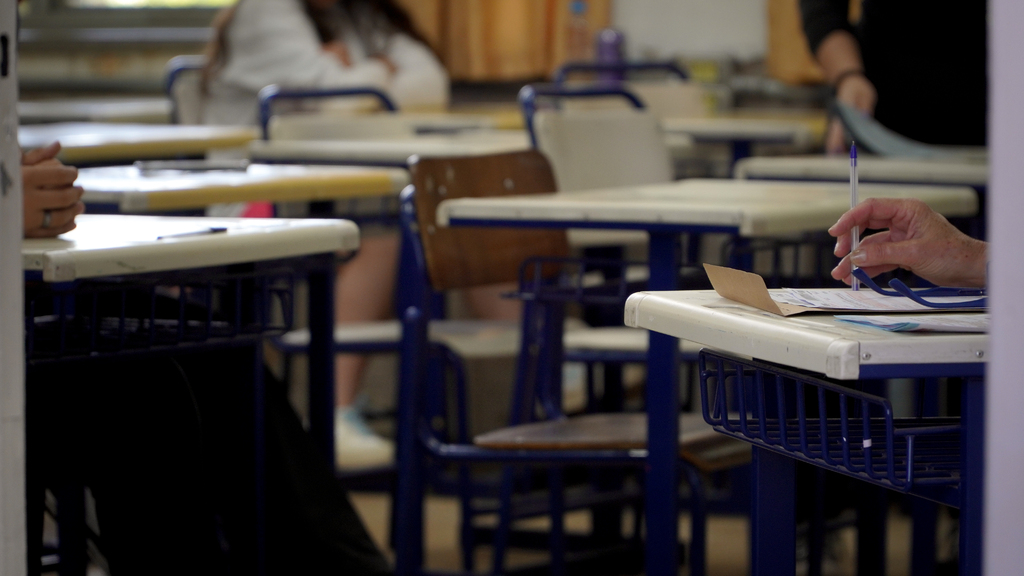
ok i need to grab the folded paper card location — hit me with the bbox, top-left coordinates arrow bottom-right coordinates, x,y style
703,264 -> 983,316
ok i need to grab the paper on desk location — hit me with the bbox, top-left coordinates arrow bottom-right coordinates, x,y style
703,264 -> 981,316
834,314 -> 989,333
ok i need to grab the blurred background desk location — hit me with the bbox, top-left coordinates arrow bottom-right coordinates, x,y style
18,123 -> 258,165
18,97 -> 172,125
76,163 -> 409,213
735,155 -> 989,188
661,115 -> 814,165
249,130 -> 531,167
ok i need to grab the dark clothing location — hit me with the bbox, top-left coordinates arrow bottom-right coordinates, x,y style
28,348 -> 391,576
800,0 -> 988,146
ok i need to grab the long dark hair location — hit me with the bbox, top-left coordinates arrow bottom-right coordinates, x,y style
202,0 -> 432,93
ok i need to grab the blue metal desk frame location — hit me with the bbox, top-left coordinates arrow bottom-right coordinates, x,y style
24,251 -> 337,576
746,361 -> 984,576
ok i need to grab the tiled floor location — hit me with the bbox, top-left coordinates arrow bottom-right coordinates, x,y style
349,492 -> 938,575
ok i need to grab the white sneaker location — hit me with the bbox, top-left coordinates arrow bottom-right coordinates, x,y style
334,406 -> 395,471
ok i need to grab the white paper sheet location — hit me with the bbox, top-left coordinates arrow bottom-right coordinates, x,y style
773,288 -> 982,312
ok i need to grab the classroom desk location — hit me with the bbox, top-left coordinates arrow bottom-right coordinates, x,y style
248,130 -> 531,167
660,116 -> 814,164
76,163 -> 410,213
435,178 -> 978,576
23,214 -> 357,281
18,123 -> 258,165
449,104 -> 525,130
735,155 -> 989,187
24,214 -> 356,575
624,290 -> 985,576
18,97 -> 172,125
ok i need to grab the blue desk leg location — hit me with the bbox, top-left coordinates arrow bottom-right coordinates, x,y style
731,140 -> 753,169
960,376 -> 985,575
645,232 -> 681,576
751,448 -> 796,576
394,305 -> 428,576
856,483 -> 887,576
252,342 -> 267,576
306,253 -> 336,464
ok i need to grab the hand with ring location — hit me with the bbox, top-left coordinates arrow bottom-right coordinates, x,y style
22,142 -> 85,238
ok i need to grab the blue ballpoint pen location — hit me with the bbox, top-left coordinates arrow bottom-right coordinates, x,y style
849,142 -> 859,291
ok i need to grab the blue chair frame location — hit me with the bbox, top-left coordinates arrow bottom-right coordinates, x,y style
256,84 -> 399,140
390,152 -> 711,576
164,55 -> 206,125
518,83 -> 646,148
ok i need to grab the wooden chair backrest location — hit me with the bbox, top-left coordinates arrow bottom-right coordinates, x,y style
408,151 -> 570,292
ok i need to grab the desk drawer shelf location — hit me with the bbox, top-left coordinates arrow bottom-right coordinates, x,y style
25,265 -> 296,361
698,350 -> 961,506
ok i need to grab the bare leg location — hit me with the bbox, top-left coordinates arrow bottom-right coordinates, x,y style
334,233 -> 400,408
462,282 -> 521,321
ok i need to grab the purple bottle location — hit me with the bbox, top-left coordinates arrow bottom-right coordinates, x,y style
595,27 -> 625,84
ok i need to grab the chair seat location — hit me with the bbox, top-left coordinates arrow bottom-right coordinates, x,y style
275,318 -> 593,359
563,326 -> 703,359
474,412 -> 750,472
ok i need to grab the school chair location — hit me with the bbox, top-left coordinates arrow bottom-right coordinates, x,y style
391,150 -> 748,576
164,55 -> 206,125
553,59 -> 713,120
257,84 -> 400,140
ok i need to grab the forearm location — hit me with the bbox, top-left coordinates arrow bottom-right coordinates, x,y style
815,30 -> 864,84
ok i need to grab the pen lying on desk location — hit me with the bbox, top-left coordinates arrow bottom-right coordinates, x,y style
157,227 -> 228,240
850,141 -> 859,291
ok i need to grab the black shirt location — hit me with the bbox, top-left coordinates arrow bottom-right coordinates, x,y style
800,0 -> 987,146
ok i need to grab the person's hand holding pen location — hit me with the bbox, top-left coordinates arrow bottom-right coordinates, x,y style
22,142 -> 85,239
829,197 -> 987,288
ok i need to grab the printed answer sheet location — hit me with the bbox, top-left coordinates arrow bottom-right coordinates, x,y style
775,289 -> 983,312
834,313 -> 990,332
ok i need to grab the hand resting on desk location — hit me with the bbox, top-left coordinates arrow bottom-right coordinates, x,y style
829,197 -> 987,288
22,141 -> 85,238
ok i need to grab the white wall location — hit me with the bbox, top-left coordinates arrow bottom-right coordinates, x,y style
0,0 -> 26,572
985,0 -> 1024,573
611,0 -> 767,61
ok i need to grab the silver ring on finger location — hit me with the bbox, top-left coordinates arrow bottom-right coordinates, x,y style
41,209 -> 52,229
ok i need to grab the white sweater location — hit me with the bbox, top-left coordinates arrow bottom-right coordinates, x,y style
203,0 -> 449,126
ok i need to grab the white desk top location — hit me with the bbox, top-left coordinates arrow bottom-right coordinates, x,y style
436,179 -> 978,237
22,214 -> 359,282
248,130 -> 530,164
624,290 -> 987,380
735,155 -> 990,187
19,98 -> 172,125
77,164 -> 410,212
660,117 -> 813,147
19,123 -> 258,164
268,111 -> 500,140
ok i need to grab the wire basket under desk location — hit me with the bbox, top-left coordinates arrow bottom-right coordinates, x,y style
698,350 -> 962,507
25,264 -> 298,362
